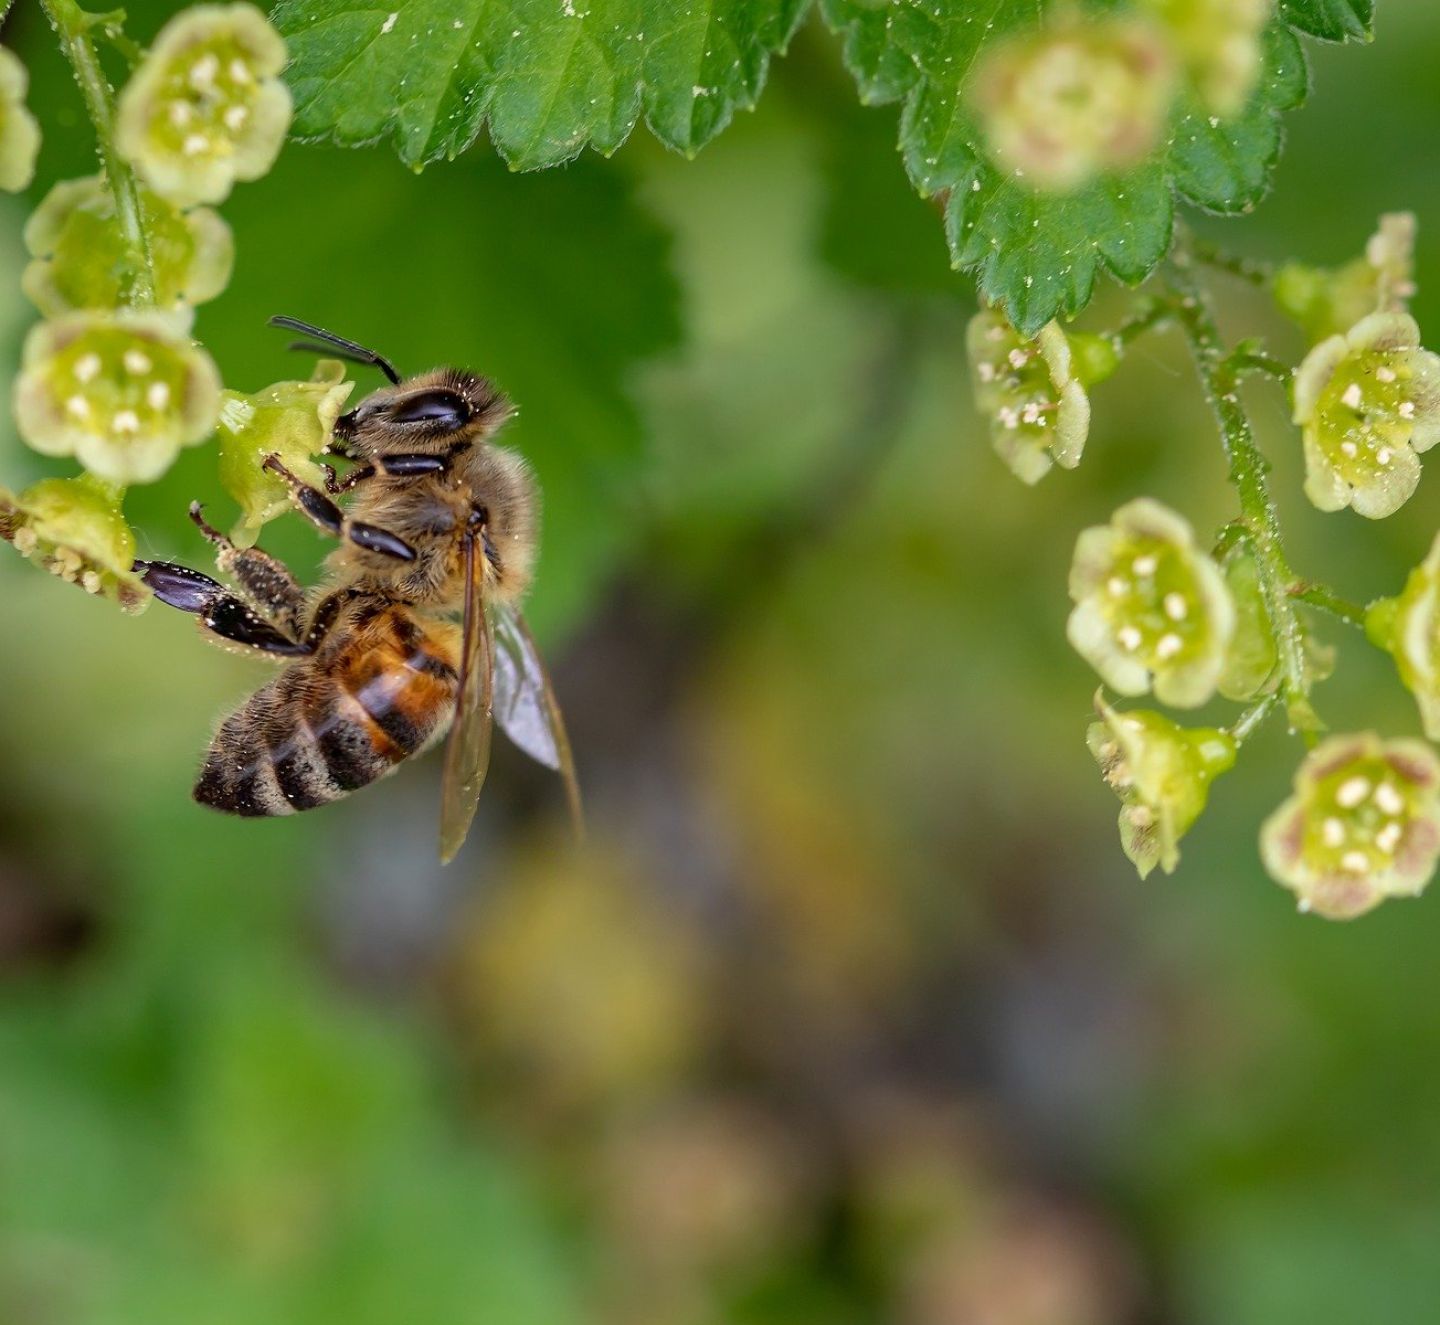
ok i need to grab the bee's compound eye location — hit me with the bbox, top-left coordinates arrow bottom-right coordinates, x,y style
390,390 -> 469,428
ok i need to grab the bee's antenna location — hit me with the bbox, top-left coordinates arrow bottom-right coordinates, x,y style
268,315 -> 402,385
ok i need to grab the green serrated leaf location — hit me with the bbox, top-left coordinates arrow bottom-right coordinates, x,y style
822,1 -> 1329,334
1171,25 -> 1307,215
1279,0 -> 1374,44
271,0 -> 810,170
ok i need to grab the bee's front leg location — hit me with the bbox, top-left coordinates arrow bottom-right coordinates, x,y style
262,454 -> 417,562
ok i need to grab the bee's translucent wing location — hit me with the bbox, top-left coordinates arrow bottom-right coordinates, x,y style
491,602 -> 584,839
438,536 -> 494,863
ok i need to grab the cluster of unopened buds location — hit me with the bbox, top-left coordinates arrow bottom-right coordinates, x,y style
966,205 -> 1440,920
1,4 -> 354,613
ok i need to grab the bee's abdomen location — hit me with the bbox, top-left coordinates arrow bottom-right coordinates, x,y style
194,617 -> 457,818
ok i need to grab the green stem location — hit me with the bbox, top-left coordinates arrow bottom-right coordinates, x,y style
1189,236 -> 1275,289
1230,693 -> 1280,746
38,0 -> 155,307
1228,350 -> 1292,382
93,11 -> 147,68
1107,299 -> 1172,352
1165,252 -> 1317,735
1290,584 -> 1369,631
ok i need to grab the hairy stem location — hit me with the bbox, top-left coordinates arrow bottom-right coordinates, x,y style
1189,236 -> 1275,289
1228,349 -> 1292,382
38,0 -> 155,307
1165,252 -> 1317,734
1230,693 -> 1281,746
1107,299 -> 1172,352
1290,584 -> 1369,631
92,11 -> 147,67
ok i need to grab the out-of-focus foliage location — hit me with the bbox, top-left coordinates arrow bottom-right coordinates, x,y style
819,0 -> 1327,332
275,0 -> 1373,335
4,2 -> 1440,1324
273,0 -> 809,170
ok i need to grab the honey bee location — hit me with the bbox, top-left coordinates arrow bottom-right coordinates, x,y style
134,317 -> 581,862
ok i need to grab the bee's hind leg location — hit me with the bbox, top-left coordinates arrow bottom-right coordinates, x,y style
133,559 -> 311,657
188,503 -> 308,638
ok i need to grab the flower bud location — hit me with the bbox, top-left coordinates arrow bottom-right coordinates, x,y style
14,311 -> 222,485
969,17 -> 1176,192
967,311 -> 1100,483
0,46 -> 40,193
1068,498 -> 1235,707
1089,694 -> 1236,878
115,3 -> 291,207
217,361 -> 354,534
1143,0 -> 1270,117
1293,311 -> 1440,519
1366,533 -> 1440,741
0,475 -> 148,611
23,175 -> 233,322
1275,213 -> 1417,344
1261,733 -> 1440,920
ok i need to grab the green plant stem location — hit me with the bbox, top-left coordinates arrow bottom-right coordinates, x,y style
93,11 -> 147,68
1290,584 -> 1369,631
1228,350 -> 1292,382
1165,252 -> 1317,735
1230,693 -> 1281,746
38,0 -> 155,307
1107,299 -> 1172,352
1189,236 -> 1275,289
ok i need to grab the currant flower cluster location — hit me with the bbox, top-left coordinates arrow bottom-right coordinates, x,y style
2,3 -> 350,610
969,0 -> 1272,193
967,207 -> 1440,921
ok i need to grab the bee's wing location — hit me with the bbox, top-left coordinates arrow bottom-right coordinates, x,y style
438,535 -> 494,863
491,601 -> 584,839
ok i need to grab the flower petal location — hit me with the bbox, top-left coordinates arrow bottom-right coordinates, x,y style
1068,599 -> 1149,694
1349,444 -> 1421,519
1293,335 -> 1349,423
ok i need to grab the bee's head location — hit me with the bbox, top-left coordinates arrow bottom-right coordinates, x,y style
266,317 -> 513,461
331,369 -> 513,459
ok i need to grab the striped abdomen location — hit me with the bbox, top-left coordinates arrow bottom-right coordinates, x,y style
194,608 -> 458,817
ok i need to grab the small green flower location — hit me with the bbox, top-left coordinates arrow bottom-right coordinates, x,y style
1293,311 -> 1440,519
14,311 -> 222,485
115,3 -> 291,207
0,45 -> 40,193
0,474 -> 148,611
1068,498 -> 1235,707
217,361 -> 354,534
1275,213 -> 1417,344
1143,0 -> 1270,117
1088,693 -> 1235,878
969,17 -> 1176,192
966,311 -> 1117,483
23,175 -> 234,321
1260,733 -> 1440,920
1366,533 -> 1440,741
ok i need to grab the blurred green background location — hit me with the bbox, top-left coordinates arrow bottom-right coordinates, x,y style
3,3 -> 1440,1322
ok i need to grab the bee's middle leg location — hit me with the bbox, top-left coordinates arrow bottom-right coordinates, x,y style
188,503 -> 307,638
262,455 -> 416,562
